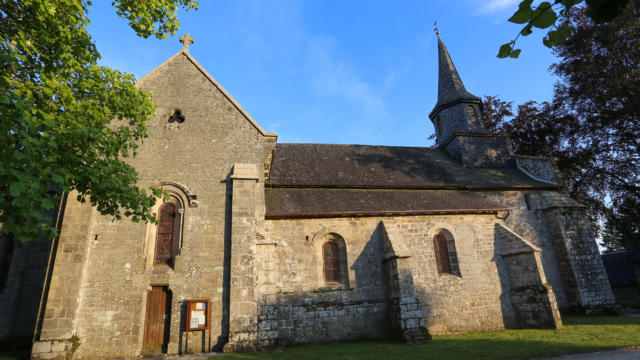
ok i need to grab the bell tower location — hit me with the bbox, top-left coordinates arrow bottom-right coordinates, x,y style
428,28 -> 514,168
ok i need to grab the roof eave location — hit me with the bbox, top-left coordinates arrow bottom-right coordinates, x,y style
264,184 -> 562,191
265,208 -> 508,220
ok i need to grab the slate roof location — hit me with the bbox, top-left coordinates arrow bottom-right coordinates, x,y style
602,251 -> 637,286
265,188 -> 505,218
267,143 -> 557,190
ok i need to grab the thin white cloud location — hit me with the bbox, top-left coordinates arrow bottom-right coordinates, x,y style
383,64 -> 412,93
305,36 -> 385,117
475,0 -> 520,15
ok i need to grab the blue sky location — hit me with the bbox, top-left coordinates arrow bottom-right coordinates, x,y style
87,0 -> 558,146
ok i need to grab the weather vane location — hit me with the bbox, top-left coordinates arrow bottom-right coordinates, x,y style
433,21 -> 440,37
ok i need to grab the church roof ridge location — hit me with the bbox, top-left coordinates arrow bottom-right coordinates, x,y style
137,47 -> 278,138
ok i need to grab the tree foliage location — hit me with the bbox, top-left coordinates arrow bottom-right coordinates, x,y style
481,95 -> 514,132
498,0 -> 639,58
487,5 -> 639,251
0,0 -> 197,242
600,196 -> 640,252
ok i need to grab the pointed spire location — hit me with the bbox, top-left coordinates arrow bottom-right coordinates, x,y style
429,32 -> 480,118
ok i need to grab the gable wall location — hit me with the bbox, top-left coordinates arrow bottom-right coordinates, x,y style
34,53 -> 274,359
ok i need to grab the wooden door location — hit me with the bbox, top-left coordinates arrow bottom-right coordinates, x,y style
143,286 -> 170,353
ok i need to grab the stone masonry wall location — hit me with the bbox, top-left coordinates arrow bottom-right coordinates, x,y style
31,193 -> 94,360
224,164 -> 261,352
485,190 -> 569,308
543,207 -> 615,308
496,223 -> 561,329
33,52 -> 274,359
261,213 -> 511,340
484,190 -> 615,311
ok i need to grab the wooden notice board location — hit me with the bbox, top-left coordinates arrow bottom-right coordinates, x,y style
185,300 -> 211,352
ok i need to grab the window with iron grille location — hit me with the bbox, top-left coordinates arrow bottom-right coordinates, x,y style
323,241 -> 339,283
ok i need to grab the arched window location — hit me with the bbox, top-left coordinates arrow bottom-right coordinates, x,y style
320,233 -> 349,286
154,202 -> 180,267
433,230 -> 461,277
323,241 -> 339,283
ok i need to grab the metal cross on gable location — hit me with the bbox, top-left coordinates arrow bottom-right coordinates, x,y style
433,21 -> 440,37
180,33 -> 194,52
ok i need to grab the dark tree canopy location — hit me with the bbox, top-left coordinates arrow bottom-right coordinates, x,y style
481,95 -> 514,133
485,4 -> 639,251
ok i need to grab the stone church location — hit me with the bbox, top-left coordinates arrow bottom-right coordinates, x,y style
0,33 -> 616,359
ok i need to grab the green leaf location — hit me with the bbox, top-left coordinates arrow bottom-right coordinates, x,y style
561,0 -> 582,6
510,49 -> 522,58
532,3 -> 558,29
42,198 -> 55,210
544,21 -> 573,48
509,0 -> 534,24
543,34 -> 554,47
521,24 -> 534,36
10,183 -> 25,197
557,21 -> 572,40
51,173 -> 64,184
586,0 -> 628,23
498,42 -> 514,58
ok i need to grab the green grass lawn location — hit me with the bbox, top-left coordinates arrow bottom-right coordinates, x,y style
213,316 -> 640,360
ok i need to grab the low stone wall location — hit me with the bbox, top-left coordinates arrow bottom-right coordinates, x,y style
509,284 -> 561,328
31,337 -> 78,360
256,291 -> 388,349
387,296 -> 431,344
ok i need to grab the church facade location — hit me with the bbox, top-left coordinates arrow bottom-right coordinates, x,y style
0,35 -> 616,359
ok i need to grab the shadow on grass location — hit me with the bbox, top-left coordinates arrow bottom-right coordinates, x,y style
563,315 -> 640,326
211,316 -> 640,360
